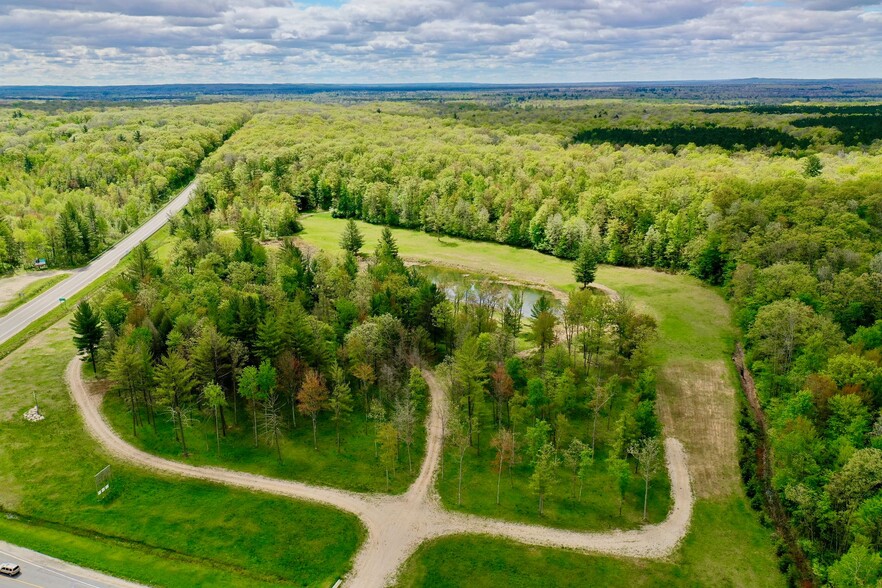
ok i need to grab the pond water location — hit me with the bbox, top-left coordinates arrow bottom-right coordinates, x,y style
414,265 -> 554,318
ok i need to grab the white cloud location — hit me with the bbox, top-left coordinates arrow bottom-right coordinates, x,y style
0,0 -> 878,84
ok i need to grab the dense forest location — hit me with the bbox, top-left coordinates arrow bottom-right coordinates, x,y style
0,103 -> 251,272
190,99 -> 882,584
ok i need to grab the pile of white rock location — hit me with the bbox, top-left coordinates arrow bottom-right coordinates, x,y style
23,406 -> 44,422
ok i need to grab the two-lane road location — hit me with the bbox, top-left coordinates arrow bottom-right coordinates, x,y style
0,181 -> 197,346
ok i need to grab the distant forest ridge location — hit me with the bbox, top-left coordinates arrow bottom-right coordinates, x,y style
2,78 -> 882,102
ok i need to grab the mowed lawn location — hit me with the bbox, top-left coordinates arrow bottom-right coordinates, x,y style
299,212 -> 784,587
0,312 -> 363,584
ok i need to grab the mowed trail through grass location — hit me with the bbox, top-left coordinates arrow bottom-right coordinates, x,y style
299,212 -> 783,587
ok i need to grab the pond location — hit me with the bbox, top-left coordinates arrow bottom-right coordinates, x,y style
414,264 -> 555,318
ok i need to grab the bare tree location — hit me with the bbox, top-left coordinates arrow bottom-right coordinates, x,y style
367,398 -> 386,458
393,397 -> 417,473
628,437 -> 662,522
588,384 -> 613,454
491,428 -> 515,505
263,391 -> 285,462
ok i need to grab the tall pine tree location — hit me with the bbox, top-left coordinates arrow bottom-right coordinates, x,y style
72,301 -> 104,374
573,240 -> 598,289
340,219 -> 364,255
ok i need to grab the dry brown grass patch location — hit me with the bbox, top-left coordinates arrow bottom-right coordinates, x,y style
656,359 -> 741,498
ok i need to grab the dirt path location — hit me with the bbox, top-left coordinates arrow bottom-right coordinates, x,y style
67,356 -> 693,587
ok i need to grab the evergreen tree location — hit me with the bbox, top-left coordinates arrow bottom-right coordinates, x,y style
128,242 -> 159,283
376,227 -> 399,260
573,240 -> 598,289
803,154 -> 823,178
155,352 -> 196,457
72,301 -> 103,374
340,219 -> 364,255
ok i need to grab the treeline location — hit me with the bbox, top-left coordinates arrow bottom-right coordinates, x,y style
699,104 -> 882,115
0,103 -> 252,271
791,114 -> 882,147
197,103 -> 881,283
572,124 -> 807,151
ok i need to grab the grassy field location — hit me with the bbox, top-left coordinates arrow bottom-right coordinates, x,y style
299,213 -> 783,586
395,498 -> 783,588
0,272 -> 69,317
102,387 -> 427,494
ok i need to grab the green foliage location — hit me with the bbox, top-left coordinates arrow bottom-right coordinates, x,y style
0,103 -> 250,270
0,322 -> 362,587
340,218 -> 365,255
826,543 -> 881,588
71,300 -> 103,373
573,239 -> 598,288
803,154 -> 823,178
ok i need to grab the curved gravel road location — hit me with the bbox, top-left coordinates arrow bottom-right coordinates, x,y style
67,356 -> 693,587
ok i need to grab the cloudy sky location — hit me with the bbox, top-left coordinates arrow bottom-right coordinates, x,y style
0,0 -> 880,85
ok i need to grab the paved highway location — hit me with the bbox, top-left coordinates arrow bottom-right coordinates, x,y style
0,540 -> 143,588
0,181 -> 197,346
0,182 -> 196,586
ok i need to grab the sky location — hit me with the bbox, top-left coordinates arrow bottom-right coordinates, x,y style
0,0 -> 880,85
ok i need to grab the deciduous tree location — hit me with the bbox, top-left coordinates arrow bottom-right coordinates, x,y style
298,369 -> 328,449
628,437 -> 662,522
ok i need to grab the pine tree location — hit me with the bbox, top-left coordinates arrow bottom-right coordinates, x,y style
155,352 -> 196,457
72,301 -> 103,374
573,240 -> 598,289
340,219 -> 364,255
376,227 -> 399,261
255,315 -> 283,362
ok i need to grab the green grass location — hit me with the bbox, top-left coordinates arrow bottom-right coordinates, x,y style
395,497 -> 784,588
0,321 -> 364,587
0,516 -> 301,588
0,272 -> 69,317
102,389 -> 427,494
0,225 -> 365,587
